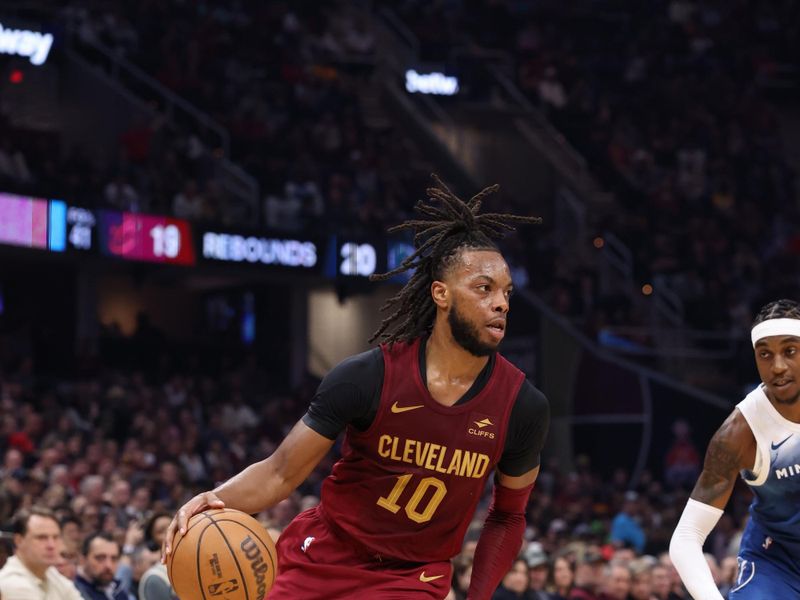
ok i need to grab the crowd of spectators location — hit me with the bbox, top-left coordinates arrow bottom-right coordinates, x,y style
388,0 -> 800,334
4,1 -> 798,342
0,101 -> 244,225
0,333 -> 755,599
59,0 -> 436,235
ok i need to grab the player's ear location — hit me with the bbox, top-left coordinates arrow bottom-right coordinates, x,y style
431,280 -> 448,309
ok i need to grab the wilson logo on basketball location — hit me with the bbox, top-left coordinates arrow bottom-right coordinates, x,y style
241,535 -> 269,599
208,553 -> 222,578
207,579 -> 239,595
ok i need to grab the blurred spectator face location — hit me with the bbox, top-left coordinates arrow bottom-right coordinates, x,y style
110,480 -> 131,507
160,462 -> 179,486
630,570 -> 653,600
38,448 -> 61,469
132,547 -> 159,580
130,486 -> 151,512
553,557 -> 574,591
604,564 -> 632,600
80,505 -> 101,533
50,464 -> 69,487
502,558 -> 529,593
651,565 -> 671,599
529,564 -> 548,590
3,448 -> 22,471
613,547 -> 636,563
82,536 -> 120,586
54,540 -> 79,580
574,557 -> 604,591
82,475 -> 105,505
15,514 -> 61,573
60,518 -> 82,547
149,515 -> 171,548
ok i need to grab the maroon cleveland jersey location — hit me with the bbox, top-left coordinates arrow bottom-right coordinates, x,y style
318,338 -> 525,562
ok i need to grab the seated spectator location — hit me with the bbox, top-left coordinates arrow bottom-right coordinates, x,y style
54,540 -> 79,581
451,553 -> 472,600
171,180 -> 205,221
609,492 -> 646,553
0,506 -> 83,599
138,562 -> 176,600
74,532 -> 127,600
524,543 -> 550,600
569,550 -> 606,600
493,557 -> 535,599
104,175 -> 141,213
549,556 -> 575,600
598,561 -> 631,600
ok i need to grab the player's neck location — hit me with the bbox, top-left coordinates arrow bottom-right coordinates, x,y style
766,391 -> 800,423
425,327 -> 490,381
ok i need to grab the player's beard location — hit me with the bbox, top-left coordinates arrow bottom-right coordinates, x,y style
448,300 -> 497,357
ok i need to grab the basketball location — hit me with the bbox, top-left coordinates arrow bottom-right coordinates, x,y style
167,508 -> 278,600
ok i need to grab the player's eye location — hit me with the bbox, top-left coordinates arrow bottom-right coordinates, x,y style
786,347 -> 797,356
759,351 -> 771,359
477,284 -> 489,292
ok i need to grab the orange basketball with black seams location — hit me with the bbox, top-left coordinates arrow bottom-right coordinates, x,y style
167,508 -> 277,600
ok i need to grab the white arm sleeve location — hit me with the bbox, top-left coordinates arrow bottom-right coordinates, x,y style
669,498 -> 725,600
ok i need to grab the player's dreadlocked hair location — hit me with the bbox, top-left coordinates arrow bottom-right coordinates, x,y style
753,299 -> 800,326
368,174 -> 542,344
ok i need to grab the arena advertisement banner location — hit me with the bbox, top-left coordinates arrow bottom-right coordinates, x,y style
0,192 -> 51,250
0,21 -> 54,66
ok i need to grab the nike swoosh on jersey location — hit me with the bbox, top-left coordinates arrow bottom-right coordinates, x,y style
391,401 -> 424,413
419,572 -> 444,583
771,435 -> 793,450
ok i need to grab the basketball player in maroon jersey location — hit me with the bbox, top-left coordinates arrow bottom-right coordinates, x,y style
163,176 -> 550,599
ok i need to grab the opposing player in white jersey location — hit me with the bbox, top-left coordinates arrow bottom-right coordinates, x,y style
670,299 -> 800,599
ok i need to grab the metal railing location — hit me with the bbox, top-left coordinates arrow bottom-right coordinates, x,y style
69,37 -> 229,155
65,34 -> 259,222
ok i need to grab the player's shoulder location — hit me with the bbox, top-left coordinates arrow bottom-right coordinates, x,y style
717,407 -> 755,442
513,379 -> 550,418
518,379 -> 548,407
704,407 -> 756,470
319,347 -> 384,389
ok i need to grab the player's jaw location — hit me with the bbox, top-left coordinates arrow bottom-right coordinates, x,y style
768,376 -> 800,405
448,300 -> 504,357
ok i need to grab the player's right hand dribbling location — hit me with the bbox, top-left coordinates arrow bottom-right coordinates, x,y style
162,491 -> 225,563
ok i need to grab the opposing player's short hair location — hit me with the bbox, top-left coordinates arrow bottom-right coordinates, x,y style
369,174 -> 540,344
753,299 -> 800,326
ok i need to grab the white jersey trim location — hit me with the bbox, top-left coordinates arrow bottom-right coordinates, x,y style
736,386 -> 773,487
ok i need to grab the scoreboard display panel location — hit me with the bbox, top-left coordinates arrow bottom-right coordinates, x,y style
98,210 -> 196,266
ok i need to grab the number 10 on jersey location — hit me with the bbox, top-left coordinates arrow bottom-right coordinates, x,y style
377,474 -> 447,523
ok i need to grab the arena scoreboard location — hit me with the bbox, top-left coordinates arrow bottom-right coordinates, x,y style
97,211 -> 196,266
0,190 -> 416,282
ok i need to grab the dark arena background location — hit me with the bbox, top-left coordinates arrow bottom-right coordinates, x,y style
0,1 -> 798,599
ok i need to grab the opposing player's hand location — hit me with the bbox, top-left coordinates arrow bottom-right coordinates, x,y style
162,491 -> 225,563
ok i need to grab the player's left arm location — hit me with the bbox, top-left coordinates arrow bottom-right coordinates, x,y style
467,381 -> 549,600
